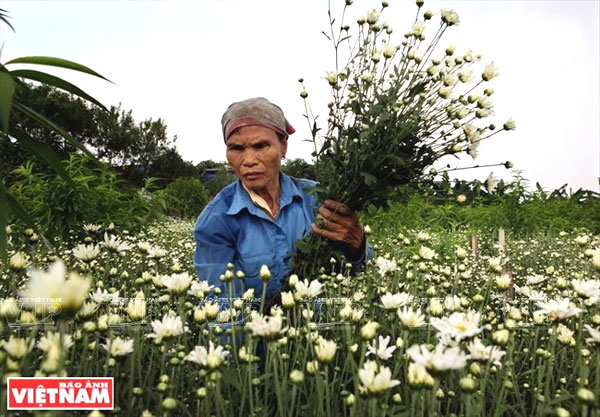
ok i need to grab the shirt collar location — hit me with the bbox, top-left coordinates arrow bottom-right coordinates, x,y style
226,173 -> 303,217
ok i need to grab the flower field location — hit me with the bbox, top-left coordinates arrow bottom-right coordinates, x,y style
1,219 -> 598,416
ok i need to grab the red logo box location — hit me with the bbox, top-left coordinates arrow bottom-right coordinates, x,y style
7,377 -> 114,410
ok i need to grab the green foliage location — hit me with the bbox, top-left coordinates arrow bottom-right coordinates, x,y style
147,148 -> 199,187
204,167 -> 236,197
154,177 -> 210,219
8,154 -> 162,239
282,158 -> 317,180
365,186 -> 600,237
0,9 -> 112,260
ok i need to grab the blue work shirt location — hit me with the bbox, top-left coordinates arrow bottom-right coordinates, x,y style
193,173 -> 370,300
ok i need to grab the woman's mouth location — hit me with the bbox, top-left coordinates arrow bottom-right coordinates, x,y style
243,172 -> 261,180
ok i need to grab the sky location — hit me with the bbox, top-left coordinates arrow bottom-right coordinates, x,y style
1,0 -> 599,192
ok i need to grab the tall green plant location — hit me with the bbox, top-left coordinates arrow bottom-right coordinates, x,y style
9,155 -> 163,239
0,9 -> 111,261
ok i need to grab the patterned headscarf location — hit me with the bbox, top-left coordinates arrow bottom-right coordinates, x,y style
221,97 -> 295,142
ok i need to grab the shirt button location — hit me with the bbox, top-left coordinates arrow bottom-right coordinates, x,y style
276,229 -> 283,235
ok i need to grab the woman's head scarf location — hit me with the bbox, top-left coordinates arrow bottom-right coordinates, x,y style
221,97 -> 295,142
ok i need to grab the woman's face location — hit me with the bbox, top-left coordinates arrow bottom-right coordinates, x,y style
226,125 -> 287,193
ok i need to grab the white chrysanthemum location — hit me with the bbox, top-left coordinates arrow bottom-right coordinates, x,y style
137,242 -> 151,253
482,62 -> 499,81
147,246 -> 166,259
431,311 -> 482,341
468,141 -> 480,162
443,295 -> 462,312
380,292 -> 413,310
366,335 -> 396,360
185,341 -> 229,369
325,71 -> 338,85
466,338 -> 506,366
410,22 -> 425,36
488,257 -> 502,272
358,360 -> 400,395
72,244 -> 100,261
101,233 -> 130,252
19,260 -> 90,316
315,337 -> 337,363
9,252 -> 29,270
37,332 -> 73,353
592,248 -> 600,271
161,272 -> 194,295
147,314 -> 184,342
293,279 -> 323,300
102,336 -> 134,357
83,223 -> 102,233
250,311 -> 287,338
419,246 -> 435,260
486,172 -> 499,193
375,256 -> 398,276
366,9 -> 379,24
526,275 -> 547,286
584,325 -> 600,345
1,336 -> 34,359
382,42 -> 397,59
463,124 -> 480,142
397,306 -> 426,328
442,73 -> 458,87
503,118 -> 516,130
0,297 -> 19,319
458,67 -> 473,83
552,324 -> 576,346
90,288 -> 120,305
571,279 -> 600,299
440,9 -> 460,26
407,344 -> 468,372
127,292 -> 146,321
188,281 -> 214,298
407,362 -> 435,388
535,298 -> 582,322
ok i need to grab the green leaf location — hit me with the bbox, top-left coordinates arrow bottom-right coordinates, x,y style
0,8 -> 16,32
361,171 -> 377,186
0,177 -> 7,263
407,81 -> 427,98
0,176 -> 53,252
385,154 -> 407,166
10,127 -> 76,187
13,102 -> 101,165
4,56 -> 113,83
10,69 -> 107,110
0,71 -> 14,132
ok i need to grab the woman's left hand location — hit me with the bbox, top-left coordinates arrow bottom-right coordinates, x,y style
311,199 -> 365,261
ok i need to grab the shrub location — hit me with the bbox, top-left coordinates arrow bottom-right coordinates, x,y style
9,154 -> 161,239
156,177 -> 210,219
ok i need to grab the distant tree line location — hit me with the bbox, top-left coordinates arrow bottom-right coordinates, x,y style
1,83 -> 319,192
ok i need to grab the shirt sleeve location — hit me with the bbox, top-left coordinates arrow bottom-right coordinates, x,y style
194,210 -> 235,294
349,238 -> 374,274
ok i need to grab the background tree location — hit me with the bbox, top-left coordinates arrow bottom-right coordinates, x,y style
281,158 -> 317,180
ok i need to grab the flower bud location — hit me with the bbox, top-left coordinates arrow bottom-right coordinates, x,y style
492,329 -> 510,345
161,397 -> 177,411
259,265 -> 271,281
290,369 -> 304,384
459,375 -> 477,393
576,387 -> 595,404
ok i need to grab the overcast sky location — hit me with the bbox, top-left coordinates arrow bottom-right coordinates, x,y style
1,0 -> 599,192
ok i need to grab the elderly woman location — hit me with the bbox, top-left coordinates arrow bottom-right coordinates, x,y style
194,97 -> 370,301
